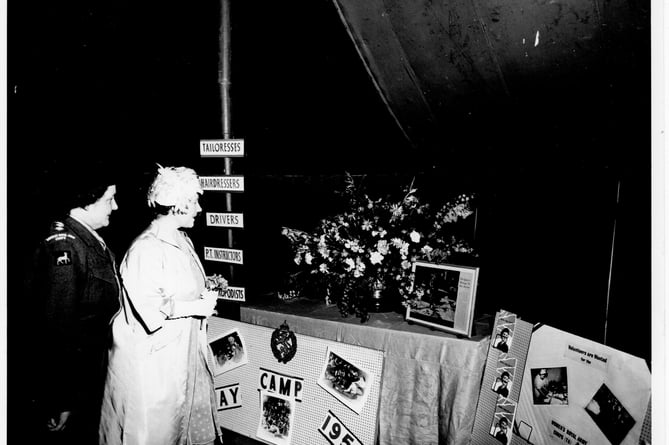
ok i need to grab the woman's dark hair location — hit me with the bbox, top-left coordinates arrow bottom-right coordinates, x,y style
150,203 -> 174,217
150,203 -> 192,217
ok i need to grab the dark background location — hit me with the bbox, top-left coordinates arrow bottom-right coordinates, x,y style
8,0 -> 650,434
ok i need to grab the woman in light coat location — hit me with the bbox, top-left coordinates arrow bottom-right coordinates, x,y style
100,165 -> 224,445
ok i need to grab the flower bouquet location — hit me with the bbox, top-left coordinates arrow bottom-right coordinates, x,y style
281,173 -> 477,322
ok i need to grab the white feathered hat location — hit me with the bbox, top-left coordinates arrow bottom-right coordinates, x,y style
147,164 -> 203,211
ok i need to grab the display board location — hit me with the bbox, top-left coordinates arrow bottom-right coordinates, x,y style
208,317 -> 384,445
471,311 -> 651,445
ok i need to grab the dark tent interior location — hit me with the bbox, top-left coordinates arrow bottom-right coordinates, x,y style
8,0 -> 650,439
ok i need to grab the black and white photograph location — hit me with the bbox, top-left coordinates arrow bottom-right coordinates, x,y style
209,328 -> 248,376
531,367 -> 569,406
489,414 -> 513,445
492,326 -> 513,354
256,390 -> 296,445
585,384 -> 636,445
317,347 -> 374,414
405,261 -> 479,336
5,0 -> 658,443
491,367 -> 514,399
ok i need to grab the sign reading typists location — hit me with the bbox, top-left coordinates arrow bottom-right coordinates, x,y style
200,176 -> 244,192
200,139 -> 245,157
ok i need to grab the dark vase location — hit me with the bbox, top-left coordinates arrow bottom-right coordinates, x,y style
367,282 -> 397,313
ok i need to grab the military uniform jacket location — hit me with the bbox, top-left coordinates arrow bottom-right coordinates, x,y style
37,216 -> 121,413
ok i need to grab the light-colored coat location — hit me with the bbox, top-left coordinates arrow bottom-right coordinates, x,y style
99,221 -> 220,445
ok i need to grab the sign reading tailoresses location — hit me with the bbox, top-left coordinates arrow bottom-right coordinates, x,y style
200,176 -> 244,192
200,139 -> 245,157
205,247 -> 244,265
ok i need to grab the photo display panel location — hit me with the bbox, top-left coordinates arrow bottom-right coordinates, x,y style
512,325 -> 650,445
471,311 -> 651,445
208,317 -> 384,445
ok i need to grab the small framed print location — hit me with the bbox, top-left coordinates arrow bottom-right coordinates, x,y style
405,261 -> 479,337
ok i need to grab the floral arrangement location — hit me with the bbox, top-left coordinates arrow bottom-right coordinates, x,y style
281,173 -> 477,322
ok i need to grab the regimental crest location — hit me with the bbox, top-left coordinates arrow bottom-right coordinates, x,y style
271,321 -> 297,364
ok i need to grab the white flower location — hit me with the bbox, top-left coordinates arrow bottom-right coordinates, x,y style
370,251 -> 384,265
305,252 -> 313,265
319,263 -> 329,273
409,230 -> 421,243
401,260 -> 412,269
421,245 -> 434,255
376,239 -> 389,255
344,258 -> 355,271
294,254 -> 302,265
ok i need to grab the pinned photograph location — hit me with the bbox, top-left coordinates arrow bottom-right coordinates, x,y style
531,367 -> 569,405
209,328 -> 248,376
585,384 -> 636,445
489,412 -> 514,445
256,390 -> 295,445
491,367 -> 514,399
492,325 -> 513,354
317,346 -> 374,414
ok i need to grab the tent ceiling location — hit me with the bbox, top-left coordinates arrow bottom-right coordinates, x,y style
332,0 -> 649,152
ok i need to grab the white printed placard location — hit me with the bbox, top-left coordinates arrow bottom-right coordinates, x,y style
216,383 -> 242,411
318,410 -> 363,445
200,176 -> 244,192
206,212 -> 244,228
204,246 -> 244,265
258,368 -> 305,402
218,286 -> 246,302
200,139 -> 245,157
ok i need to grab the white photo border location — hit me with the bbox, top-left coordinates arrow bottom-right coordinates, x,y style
405,260 -> 479,337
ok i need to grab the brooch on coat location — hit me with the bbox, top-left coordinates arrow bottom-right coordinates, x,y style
271,321 -> 297,364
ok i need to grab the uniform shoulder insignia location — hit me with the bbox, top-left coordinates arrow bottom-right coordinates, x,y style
45,233 -> 76,243
53,221 -> 65,231
53,250 -> 72,266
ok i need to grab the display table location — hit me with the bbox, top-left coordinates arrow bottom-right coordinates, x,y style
239,300 -> 490,445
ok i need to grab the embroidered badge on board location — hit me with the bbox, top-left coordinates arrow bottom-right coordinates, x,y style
54,250 -> 72,266
271,321 -> 297,364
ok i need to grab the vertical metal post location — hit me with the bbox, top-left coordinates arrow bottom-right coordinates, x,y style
603,179 -> 621,345
219,0 -> 234,281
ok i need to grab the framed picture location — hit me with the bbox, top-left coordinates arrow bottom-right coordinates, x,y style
405,261 -> 479,336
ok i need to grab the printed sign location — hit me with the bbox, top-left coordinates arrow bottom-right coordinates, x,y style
206,212 -> 244,228
259,368 -> 305,402
319,410 -> 364,445
216,383 -> 242,411
218,286 -> 246,302
200,139 -> 245,157
204,246 -> 244,265
200,176 -> 245,192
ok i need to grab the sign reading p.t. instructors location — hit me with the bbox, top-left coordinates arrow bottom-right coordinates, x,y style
205,246 -> 244,265
200,139 -> 245,157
